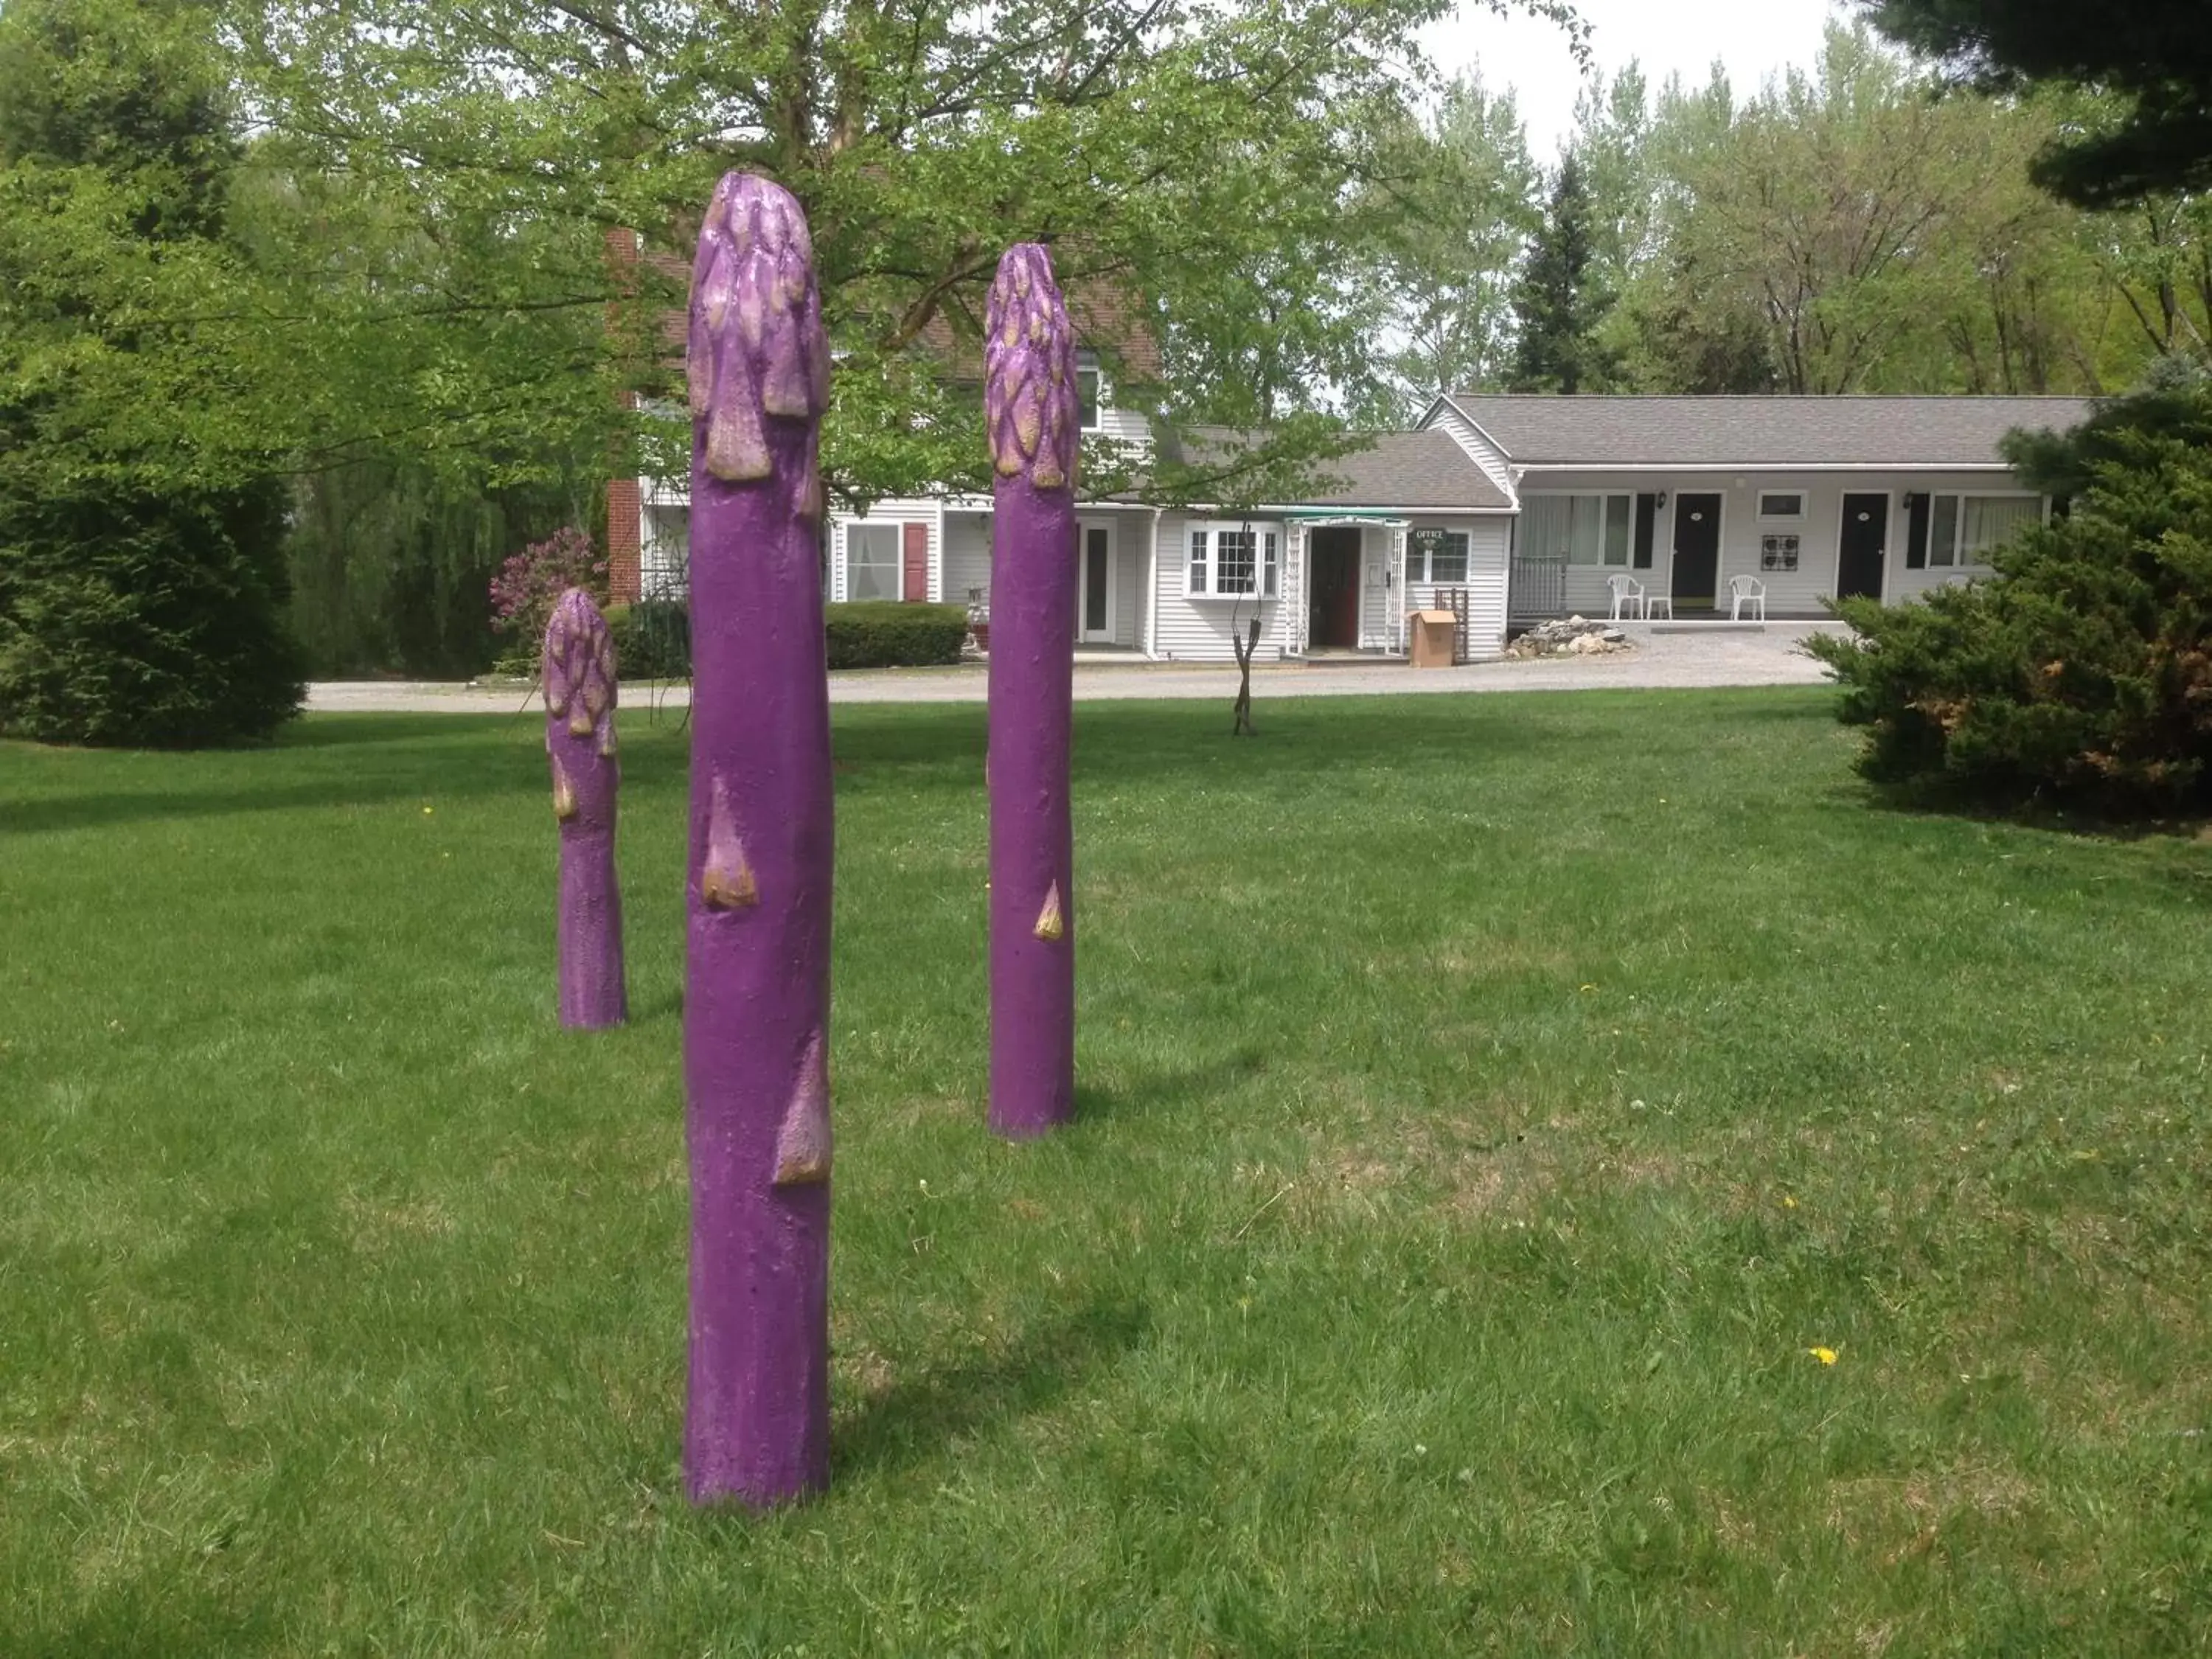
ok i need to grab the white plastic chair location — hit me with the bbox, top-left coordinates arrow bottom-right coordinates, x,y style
1728,574 -> 1767,622
1606,574 -> 1647,620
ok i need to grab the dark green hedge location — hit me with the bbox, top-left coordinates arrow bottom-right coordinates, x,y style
824,601 -> 968,669
592,599 -> 967,678
605,599 -> 692,680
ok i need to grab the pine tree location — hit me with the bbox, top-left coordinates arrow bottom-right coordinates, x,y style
0,0 -> 304,746
1509,153 -> 1614,394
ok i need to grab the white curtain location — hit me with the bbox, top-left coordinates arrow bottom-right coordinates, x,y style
1523,496 -> 1573,560
1960,496 -> 2042,561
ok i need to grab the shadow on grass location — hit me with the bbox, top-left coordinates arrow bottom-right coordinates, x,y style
1074,1048 -> 1271,1124
832,1293 -> 1150,1485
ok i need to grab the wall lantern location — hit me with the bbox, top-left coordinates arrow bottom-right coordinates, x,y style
1655,490 -> 1669,509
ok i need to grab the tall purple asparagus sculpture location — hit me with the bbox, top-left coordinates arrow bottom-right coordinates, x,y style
543,588 -> 627,1029
985,245 -> 1081,1138
683,172 -> 835,1508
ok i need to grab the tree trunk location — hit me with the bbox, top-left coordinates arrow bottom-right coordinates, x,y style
543,588 -> 626,1028
683,173 -> 835,1509
984,245 -> 1080,1139
1231,613 -> 1259,736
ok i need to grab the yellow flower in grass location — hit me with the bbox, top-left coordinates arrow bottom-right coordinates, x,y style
1806,1346 -> 1838,1366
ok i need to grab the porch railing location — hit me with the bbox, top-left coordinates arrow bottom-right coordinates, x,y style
1509,554 -> 1568,617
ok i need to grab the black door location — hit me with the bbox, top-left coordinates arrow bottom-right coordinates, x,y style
1308,527 -> 1361,648
1837,493 -> 1888,600
1082,525 -> 1111,638
1670,493 -> 1722,608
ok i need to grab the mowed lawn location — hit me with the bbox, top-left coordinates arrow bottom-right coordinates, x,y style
3,689 -> 2210,1655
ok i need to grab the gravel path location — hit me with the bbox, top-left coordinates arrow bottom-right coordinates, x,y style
306,621 -> 1847,714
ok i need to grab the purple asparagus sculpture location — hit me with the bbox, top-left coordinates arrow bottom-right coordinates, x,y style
683,172 -> 835,1508
985,245 -> 1081,1138
543,588 -> 627,1029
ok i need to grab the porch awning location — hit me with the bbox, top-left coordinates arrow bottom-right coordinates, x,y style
1281,510 -> 1411,526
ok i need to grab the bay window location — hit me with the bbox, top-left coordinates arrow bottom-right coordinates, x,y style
1186,522 -> 1280,599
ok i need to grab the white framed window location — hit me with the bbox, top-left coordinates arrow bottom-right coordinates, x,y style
1405,528 -> 1471,584
1186,521 -> 1281,599
1521,494 -> 1635,566
1928,493 -> 2043,568
1077,350 -> 1103,432
1757,491 -> 1806,521
844,522 -> 902,600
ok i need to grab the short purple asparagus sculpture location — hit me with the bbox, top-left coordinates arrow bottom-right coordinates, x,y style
985,246 -> 1081,1138
543,588 -> 627,1029
682,173 -> 835,1508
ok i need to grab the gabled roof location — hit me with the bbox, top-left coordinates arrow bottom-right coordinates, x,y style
1161,426 -> 1512,510
1441,394 -> 2095,470
1307,428 -> 1512,509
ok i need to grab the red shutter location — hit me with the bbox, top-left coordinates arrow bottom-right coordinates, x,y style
902,522 -> 929,602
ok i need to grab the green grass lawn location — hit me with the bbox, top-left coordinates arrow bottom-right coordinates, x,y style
4,689 -> 2210,1655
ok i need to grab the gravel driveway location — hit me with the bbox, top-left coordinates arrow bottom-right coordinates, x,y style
307,621 -> 1848,714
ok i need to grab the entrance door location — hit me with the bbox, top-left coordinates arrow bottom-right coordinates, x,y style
1079,521 -> 1115,641
1670,493 -> 1722,609
1837,493 -> 1888,600
1308,526 -> 1362,649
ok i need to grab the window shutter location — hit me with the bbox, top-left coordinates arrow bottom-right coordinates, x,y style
1905,493 -> 1930,570
1633,495 -> 1657,569
902,522 -> 929,601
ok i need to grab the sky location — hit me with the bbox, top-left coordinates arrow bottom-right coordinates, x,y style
1420,0 -> 1851,159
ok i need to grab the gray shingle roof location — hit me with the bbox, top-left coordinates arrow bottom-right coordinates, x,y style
1444,394 -> 2095,468
1304,429 -> 1511,509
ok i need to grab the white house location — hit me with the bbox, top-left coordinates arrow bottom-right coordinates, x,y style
614,389 -> 2092,664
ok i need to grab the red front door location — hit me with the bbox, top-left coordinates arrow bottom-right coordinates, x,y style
1308,527 -> 1361,648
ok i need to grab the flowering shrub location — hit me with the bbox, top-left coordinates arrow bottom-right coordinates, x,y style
488,527 -> 608,650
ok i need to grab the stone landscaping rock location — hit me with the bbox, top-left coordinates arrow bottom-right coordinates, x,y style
1508,615 -> 1635,659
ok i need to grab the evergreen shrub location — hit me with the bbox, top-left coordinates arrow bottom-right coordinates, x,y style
1808,384 -> 2212,815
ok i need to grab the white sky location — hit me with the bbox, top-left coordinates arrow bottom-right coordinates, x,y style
1421,0 -> 1853,158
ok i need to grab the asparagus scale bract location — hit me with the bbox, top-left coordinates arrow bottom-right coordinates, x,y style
984,245 -> 1081,1138
683,172 -> 835,1508
543,588 -> 627,1029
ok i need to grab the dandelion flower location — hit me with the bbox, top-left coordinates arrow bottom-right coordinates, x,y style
1807,1346 -> 1838,1366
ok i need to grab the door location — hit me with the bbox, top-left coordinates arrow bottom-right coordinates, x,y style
1837,493 -> 1888,600
1670,493 -> 1722,608
1308,527 -> 1361,649
1079,522 -> 1116,642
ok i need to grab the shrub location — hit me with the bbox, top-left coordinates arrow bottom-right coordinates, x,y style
604,599 -> 692,680
488,527 -> 605,657
1807,385 -> 2212,815
824,601 -> 968,669
0,475 -> 307,747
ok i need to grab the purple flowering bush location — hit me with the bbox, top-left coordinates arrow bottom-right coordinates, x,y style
489,528 -> 608,661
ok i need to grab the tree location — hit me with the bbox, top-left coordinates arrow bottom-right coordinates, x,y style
229,0 -> 1583,512
1509,151 -> 1613,392
1861,0 -> 2212,206
1370,71 -> 1541,412
0,0 -> 305,745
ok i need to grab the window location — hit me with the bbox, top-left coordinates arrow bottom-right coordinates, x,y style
844,523 -> 901,600
1076,350 -> 1102,432
642,506 -> 689,599
1522,494 -> 1635,566
1186,522 -> 1280,598
1758,491 -> 1805,521
1928,493 -> 2041,567
1760,534 -> 1800,572
1406,529 -> 1470,584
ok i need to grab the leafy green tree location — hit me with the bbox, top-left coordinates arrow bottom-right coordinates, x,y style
1509,151 -> 1613,393
1862,0 -> 2212,206
1368,71 -> 1541,412
0,0 -> 305,745
229,0 -> 1583,512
